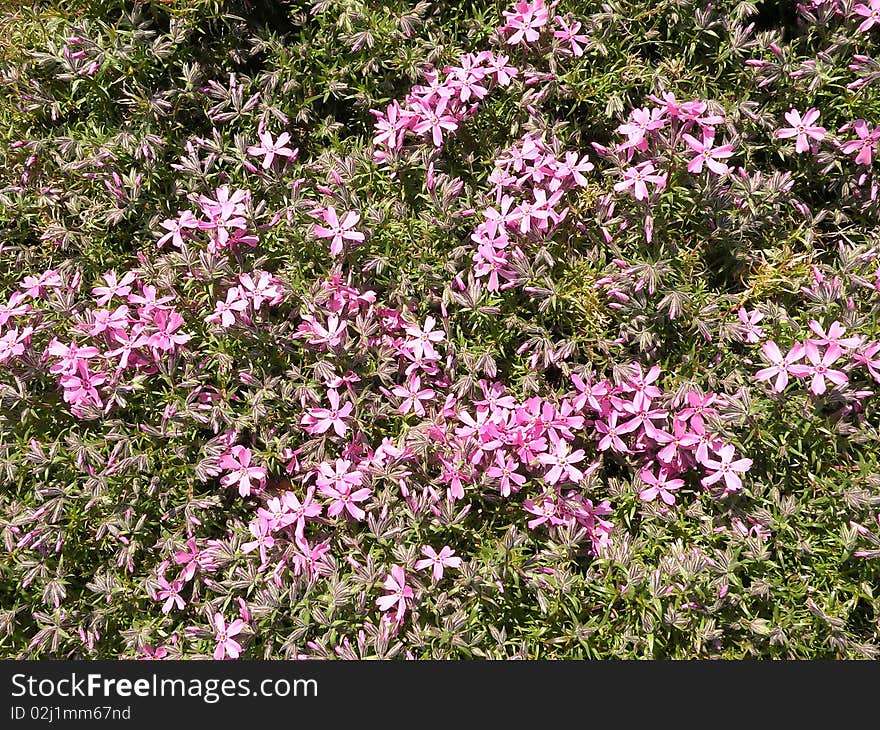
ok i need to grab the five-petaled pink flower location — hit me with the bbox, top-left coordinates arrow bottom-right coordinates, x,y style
682,132 -> 734,174
301,389 -> 353,437
414,545 -> 462,582
311,207 -> 365,256
701,444 -> 753,493
776,108 -> 825,153
790,342 -> 848,395
755,341 -> 805,392
213,613 -> 245,660
219,445 -> 267,497
638,467 -> 684,505
247,130 -> 297,169
376,565 -> 413,622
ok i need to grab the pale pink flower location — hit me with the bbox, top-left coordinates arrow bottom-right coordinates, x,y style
775,108 -> 825,153
311,206 -> 365,256
701,444 -> 753,493
376,565 -> 413,622
247,130 -> 297,169
414,545 -> 462,582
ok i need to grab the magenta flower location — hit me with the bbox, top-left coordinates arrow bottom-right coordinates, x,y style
391,375 -> 435,416
246,130 -> 297,169
205,287 -> 248,328
376,565 -> 413,622
219,445 -> 267,497
502,0 -> 549,45
311,206 -> 365,256
317,460 -> 371,521
301,389 -> 353,437
486,451 -> 527,496
414,545 -> 462,582
682,132 -> 734,174
552,16 -> 590,56
213,613 -> 245,660
156,577 -> 185,614
840,119 -> 880,166
807,320 -> 862,350
241,516 -> 275,565
701,444 -> 753,493
537,441 -> 587,485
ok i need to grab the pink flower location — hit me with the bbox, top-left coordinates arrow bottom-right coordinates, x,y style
755,340 -> 806,392
376,565 -> 413,622
156,577 -> 185,614
807,320 -> 862,350
157,211 -> 199,249
502,0 -> 549,45
613,162 -> 667,201
537,441 -> 586,485
219,445 -> 267,497
682,132 -> 734,174
213,613 -> 245,660
854,0 -> 880,32
206,287 -> 248,328
247,130 -> 297,169
841,119 -> 880,166
701,444 -> 753,493
311,206 -> 365,256
414,545 -> 462,582
638,468 -> 684,505
790,342 -> 848,395
241,516 -> 275,566
486,451 -> 527,496
301,388 -> 353,437
775,108 -> 825,153
317,459 -> 371,520
553,16 -> 590,56
391,375 -> 435,416
737,307 -> 765,343
92,270 -> 136,305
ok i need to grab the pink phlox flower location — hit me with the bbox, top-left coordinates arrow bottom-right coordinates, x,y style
213,613 -> 245,660
219,445 -> 267,497
414,545 -> 462,582
206,286 -> 248,328
156,576 -> 185,614
807,320 -> 862,350
682,131 -> 734,175
301,388 -> 354,437
92,270 -> 136,305
281,487 -> 323,537
854,0 -> 880,31
238,271 -> 284,309
241,516 -> 275,566
790,342 -> 848,395
0,326 -> 32,363
755,340 -> 806,392
311,206 -> 365,256
638,467 -> 684,505
552,15 -> 590,56
700,443 -> 753,493
316,459 -> 371,520
391,375 -> 435,416
840,119 -> 880,166
20,269 -> 62,299
502,0 -> 550,45
157,210 -> 199,249
775,108 -> 825,153
376,565 -> 413,622
403,315 -> 445,359
677,391 -> 718,431
737,307 -> 765,343
613,161 -> 667,201
246,130 -> 297,169
486,451 -> 527,496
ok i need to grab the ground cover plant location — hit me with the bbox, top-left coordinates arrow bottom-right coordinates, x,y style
1,0 -> 880,659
